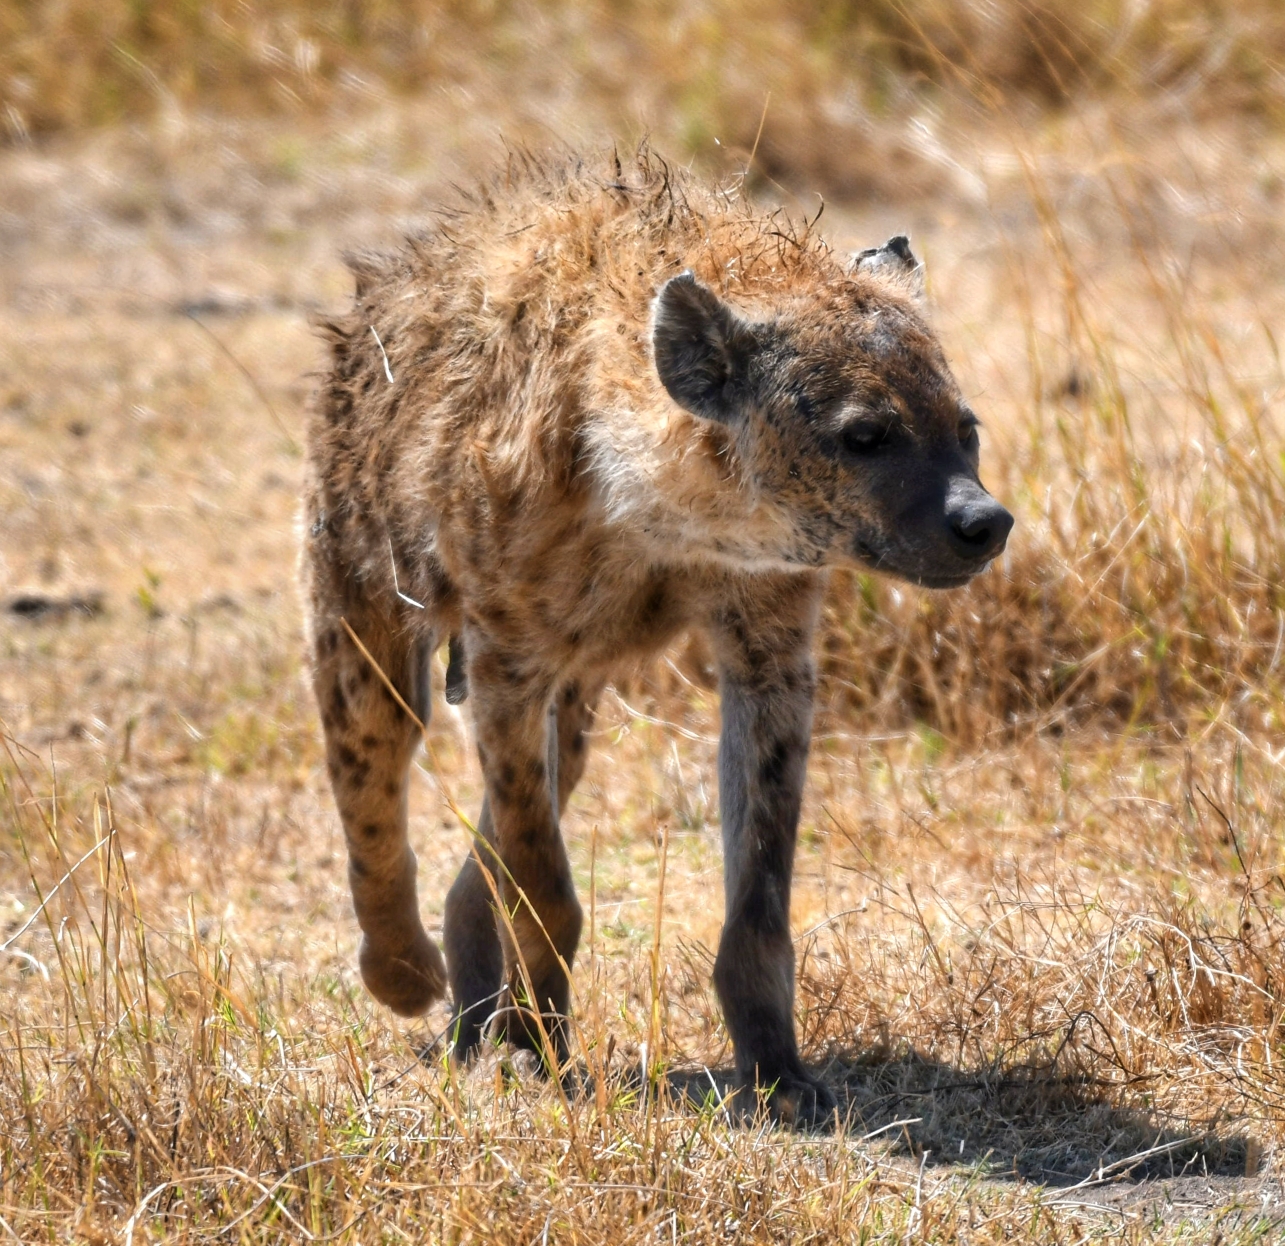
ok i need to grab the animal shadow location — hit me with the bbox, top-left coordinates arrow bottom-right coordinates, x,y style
664,1048 -> 1251,1185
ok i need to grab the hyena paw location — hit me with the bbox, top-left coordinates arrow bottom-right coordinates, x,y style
359,932 -> 447,1017
743,1070 -> 838,1131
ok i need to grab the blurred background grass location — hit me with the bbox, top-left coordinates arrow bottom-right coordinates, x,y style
7,1 -> 1285,134
7,1 -> 1285,179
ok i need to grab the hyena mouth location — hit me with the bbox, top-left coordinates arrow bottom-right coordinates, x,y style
853,538 -> 885,568
906,570 -> 978,590
852,536 -> 983,590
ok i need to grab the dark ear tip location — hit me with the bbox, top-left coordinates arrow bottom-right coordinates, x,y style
849,234 -> 922,287
885,235 -> 914,261
659,270 -> 698,298
655,270 -> 721,326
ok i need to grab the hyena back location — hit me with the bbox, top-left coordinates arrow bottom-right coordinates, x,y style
303,147 -> 1012,1127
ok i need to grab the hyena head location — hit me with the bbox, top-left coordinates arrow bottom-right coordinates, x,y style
653,236 -> 1013,587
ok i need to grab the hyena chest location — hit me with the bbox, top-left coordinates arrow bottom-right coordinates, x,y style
447,508 -> 702,663
495,563 -> 701,667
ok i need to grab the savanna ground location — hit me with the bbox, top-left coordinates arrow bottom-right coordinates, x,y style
4,3 -> 1285,1241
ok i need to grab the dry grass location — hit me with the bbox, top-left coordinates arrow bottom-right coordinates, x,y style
4,7 -> 1285,1241
5,0 -> 1285,192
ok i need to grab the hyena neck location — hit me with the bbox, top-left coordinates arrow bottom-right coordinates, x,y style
582,401 -> 813,573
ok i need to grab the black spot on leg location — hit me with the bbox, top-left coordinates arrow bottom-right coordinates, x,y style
320,629 -> 339,657
563,683 -> 580,708
329,684 -> 350,729
334,743 -> 371,789
492,763 -> 517,804
384,780 -> 400,798
361,734 -> 379,750
357,665 -> 373,685
362,823 -> 381,840
760,738 -> 790,789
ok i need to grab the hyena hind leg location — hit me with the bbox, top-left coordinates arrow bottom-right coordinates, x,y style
313,614 -> 446,1017
443,796 -> 504,1056
444,678 -> 601,1059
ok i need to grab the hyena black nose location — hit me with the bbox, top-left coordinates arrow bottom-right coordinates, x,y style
947,492 -> 1013,561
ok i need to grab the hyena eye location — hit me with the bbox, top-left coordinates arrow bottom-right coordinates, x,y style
840,421 -> 889,455
958,415 -> 980,448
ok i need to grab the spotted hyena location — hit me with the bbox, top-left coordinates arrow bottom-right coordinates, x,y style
303,147 -> 1012,1127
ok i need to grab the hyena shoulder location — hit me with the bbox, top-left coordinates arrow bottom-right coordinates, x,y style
305,145 -> 910,582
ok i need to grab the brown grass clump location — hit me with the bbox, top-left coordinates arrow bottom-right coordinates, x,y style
814,306 -> 1285,742
4,10 -> 1285,1240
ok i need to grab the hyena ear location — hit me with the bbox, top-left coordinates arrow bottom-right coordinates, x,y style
849,234 -> 924,298
652,272 -> 759,423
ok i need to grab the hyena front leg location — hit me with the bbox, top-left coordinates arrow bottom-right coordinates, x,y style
709,580 -> 838,1128
312,612 -> 446,1016
445,670 -> 600,1059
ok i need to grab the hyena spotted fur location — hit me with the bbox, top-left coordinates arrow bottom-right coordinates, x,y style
303,147 -> 1012,1127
